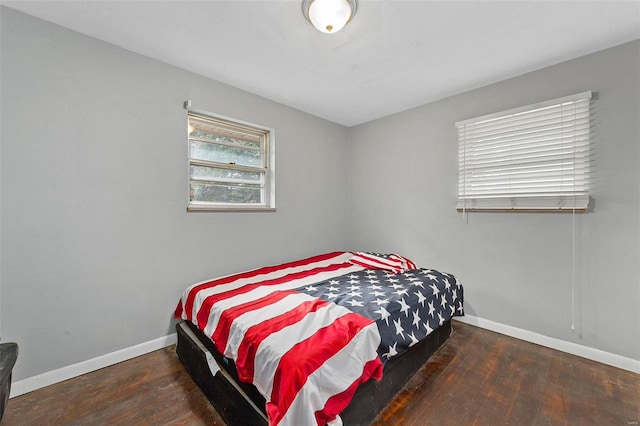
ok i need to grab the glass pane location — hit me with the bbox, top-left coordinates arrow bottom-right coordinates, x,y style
190,182 -> 262,204
190,140 -> 262,167
188,116 -> 262,150
190,165 -> 261,182
189,130 -> 261,149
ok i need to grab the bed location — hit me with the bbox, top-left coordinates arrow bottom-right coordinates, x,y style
174,251 -> 464,425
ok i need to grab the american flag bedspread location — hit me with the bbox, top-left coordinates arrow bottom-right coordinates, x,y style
175,251 -> 464,426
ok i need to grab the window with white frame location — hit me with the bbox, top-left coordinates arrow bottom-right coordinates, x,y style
456,91 -> 592,212
187,110 -> 275,211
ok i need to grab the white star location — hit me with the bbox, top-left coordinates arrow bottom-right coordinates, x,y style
452,289 -> 458,302
383,342 -> 398,359
348,284 -> 361,291
347,299 -> 364,307
408,332 -> 419,347
440,295 -> 448,309
410,280 -> 425,289
349,274 -> 359,279
424,321 -> 433,335
369,284 -> 382,290
438,312 -> 445,326
328,285 -> 339,292
449,305 -> 456,316
391,283 -> 403,290
375,306 -> 391,325
329,280 -> 340,285
444,277 -> 451,290
326,293 -> 338,299
457,279 -> 462,288
420,269 -> 432,275
372,290 -> 386,298
305,285 -> 317,292
365,270 -> 376,276
412,309 -> 421,328
387,278 -> 400,284
367,279 -> 380,284
406,276 -> 419,281
426,274 -> 438,281
403,272 -> 414,277
414,290 -> 427,307
429,283 -> 440,296
374,298 -> 389,306
428,301 -> 436,317
347,290 -> 362,298
457,303 -> 464,314
397,297 -> 411,317
349,279 -> 360,284
393,318 -> 405,338
395,288 -> 409,297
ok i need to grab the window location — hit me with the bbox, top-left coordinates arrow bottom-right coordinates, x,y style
187,110 -> 275,211
456,91 -> 591,212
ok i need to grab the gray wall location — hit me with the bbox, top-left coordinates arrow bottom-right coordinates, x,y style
0,8 -> 350,380
348,41 -> 640,361
2,6 -> 639,384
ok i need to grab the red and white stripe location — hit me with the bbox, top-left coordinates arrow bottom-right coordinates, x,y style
267,320 -> 382,426
281,323 -> 382,426
175,251 -> 357,323
174,251 -> 384,425
211,291 -> 382,426
251,300 -> 357,397
388,254 -> 417,270
349,252 -> 405,273
348,252 -> 418,273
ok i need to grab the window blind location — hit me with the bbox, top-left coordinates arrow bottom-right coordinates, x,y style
456,91 -> 592,212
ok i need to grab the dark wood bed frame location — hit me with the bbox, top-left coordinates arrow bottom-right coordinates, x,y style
176,319 -> 453,425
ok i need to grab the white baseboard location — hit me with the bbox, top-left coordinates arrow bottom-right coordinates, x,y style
10,333 -> 177,398
454,315 -> 640,374
10,316 -> 639,398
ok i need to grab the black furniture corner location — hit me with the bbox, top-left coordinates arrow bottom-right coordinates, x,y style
0,342 -> 19,422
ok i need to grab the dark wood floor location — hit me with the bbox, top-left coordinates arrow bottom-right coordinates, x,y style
4,321 -> 639,425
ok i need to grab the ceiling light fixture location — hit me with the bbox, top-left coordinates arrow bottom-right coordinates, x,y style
302,0 -> 357,34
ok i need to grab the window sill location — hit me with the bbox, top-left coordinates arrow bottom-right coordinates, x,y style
456,208 -> 587,213
187,205 -> 276,212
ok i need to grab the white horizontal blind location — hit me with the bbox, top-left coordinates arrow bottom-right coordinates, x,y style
456,91 -> 592,211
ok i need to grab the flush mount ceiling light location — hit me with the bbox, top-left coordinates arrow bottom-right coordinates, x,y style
302,0 -> 357,34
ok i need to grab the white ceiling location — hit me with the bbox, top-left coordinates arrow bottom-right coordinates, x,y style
3,0 -> 640,127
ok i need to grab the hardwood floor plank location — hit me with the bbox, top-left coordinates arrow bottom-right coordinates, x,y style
3,345 -> 225,426
4,322 -> 639,425
371,322 -> 639,426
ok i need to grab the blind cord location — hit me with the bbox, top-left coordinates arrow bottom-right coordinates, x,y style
571,208 -> 576,332
570,101 -> 577,332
